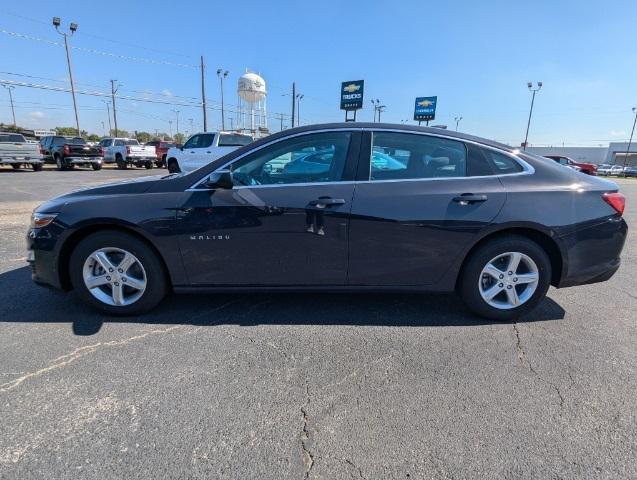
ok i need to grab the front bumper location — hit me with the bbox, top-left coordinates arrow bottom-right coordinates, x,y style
556,216 -> 628,288
26,226 -> 65,290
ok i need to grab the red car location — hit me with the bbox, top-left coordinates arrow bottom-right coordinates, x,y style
544,155 -> 597,175
145,140 -> 179,168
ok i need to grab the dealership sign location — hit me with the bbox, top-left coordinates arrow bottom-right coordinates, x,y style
340,80 -> 364,110
414,96 -> 437,121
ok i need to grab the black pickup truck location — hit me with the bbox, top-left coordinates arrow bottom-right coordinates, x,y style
39,136 -> 104,171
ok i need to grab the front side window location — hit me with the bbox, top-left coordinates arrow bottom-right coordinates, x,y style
53,137 -> 66,146
183,135 -> 200,149
198,133 -> 215,148
229,132 -> 352,186
370,132 -> 467,180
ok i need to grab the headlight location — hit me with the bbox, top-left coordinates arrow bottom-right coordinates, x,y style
30,212 -> 58,229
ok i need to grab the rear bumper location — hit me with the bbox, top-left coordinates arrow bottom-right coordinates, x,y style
125,156 -> 154,162
0,156 -> 44,164
556,216 -> 627,288
65,156 -> 103,164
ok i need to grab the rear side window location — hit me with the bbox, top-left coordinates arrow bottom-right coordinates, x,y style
369,132 -> 467,180
219,133 -> 252,147
114,139 -> 125,147
482,149 -> 523,174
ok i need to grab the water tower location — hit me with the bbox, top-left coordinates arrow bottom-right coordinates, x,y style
237,71 -> 268,137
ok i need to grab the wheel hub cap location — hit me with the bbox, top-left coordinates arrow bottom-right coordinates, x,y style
478,251 -> 539,310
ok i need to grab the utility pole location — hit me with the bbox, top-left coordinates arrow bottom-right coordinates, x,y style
101,100 -> 112,134
275,113 -> 285,131
110,80 -> 119,137
200,56 -> 208,132
188,118 -> 194,136
1,85 -> 16,126
291,82 -> 296,128
623,107 -> 637,168
523,81 -> 543,150
168,120 -> 173,138
52,17 -> 80,135
171,109 -> 180,135
217,69 -> 228,131
296,94 -> 304,126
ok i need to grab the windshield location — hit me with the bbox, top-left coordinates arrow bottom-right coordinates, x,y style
0,134 -> 26,143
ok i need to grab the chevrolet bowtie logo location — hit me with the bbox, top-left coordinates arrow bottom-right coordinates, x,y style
343,83 -> 360,93
417,99 -> 434,107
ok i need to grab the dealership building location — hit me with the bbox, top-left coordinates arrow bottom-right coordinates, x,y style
527,142 -> 637,166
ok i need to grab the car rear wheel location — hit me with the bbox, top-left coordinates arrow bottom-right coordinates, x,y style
32,163 -> 43,171
116,155 -> 127,169
144,161 -> 153,169
55,156 -> 65,171
11,164 -> 21,170
92,163 -> 102,171
69,231 -> 167,315
459,235 -> 551,321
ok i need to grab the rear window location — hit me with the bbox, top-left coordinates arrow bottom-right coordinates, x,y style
0,133 -> 26,142
124,140 -> 140,146
160,142 -> 176,148
219,133 -> 253,147
66,137 -> 86,145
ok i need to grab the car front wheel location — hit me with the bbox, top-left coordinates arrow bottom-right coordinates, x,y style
459,235 -> 551,321
69,231 -> 167,315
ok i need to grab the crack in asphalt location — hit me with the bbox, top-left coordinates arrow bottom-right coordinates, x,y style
300,381 -> 314,479
345,459 -> 367,479
513,323 -> 565,409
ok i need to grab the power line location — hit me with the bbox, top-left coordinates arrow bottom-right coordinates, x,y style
0,29 -> 197,68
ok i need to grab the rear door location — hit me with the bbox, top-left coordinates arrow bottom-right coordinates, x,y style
348,130 -> 507,286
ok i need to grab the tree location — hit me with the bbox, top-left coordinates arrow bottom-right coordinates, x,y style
135,131 -> 152,143
86,134 -> 101,142
173,132 -> 185,144
109,128 -> 129,138
55,126 -> 80,136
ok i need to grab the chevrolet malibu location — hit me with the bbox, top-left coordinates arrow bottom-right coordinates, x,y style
27,123 -> 628,320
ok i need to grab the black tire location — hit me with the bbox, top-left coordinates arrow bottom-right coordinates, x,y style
92,163 -> 102,171
55,155 -> 66,171
32,163 -> 43,171
459,235 -> 551,321
116,155 -> 127,170
161,154 -> 167,168
69,231 -> 168,316
144,161 -> 153,169
167,159 -> 180,173
11,164 -> 21,170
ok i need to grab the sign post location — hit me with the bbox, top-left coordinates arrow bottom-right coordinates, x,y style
340,80 -> 364,122
414,96 -> 437,126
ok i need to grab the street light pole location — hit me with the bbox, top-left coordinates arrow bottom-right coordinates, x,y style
377,105 -> 386,122
623,107 -> 637,168
295,94 -> 304,126
1,85 -> 16,126
371,99 -> 380,122
523,81 -> 543,150
171,109 -> 180,135
101,100 -> 112,134
110,80 -> 120,137
53,17 -> 80,135
454,115 -> 463,131
216,69 -> 228,131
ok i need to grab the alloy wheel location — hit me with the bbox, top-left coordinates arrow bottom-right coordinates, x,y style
82,247 -> 147,306
478,251 -> 539,310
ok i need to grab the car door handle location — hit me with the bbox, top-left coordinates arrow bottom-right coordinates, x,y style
452,193 -> 488,205
309,198 -> 346,208
206,151 -> 211,154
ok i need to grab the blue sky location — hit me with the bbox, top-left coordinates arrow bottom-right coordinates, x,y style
1,0 -> 636,146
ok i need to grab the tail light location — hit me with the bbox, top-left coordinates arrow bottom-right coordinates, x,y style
126,145 -> 131,154
63,144 -> 70,155
100,147 -> 105,157
602,192 -> 625,215
39,144 -> 45,154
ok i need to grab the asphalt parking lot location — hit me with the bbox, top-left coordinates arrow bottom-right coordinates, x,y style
0,166 -> 635,479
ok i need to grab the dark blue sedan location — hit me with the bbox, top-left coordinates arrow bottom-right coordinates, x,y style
27,123 -> 627,320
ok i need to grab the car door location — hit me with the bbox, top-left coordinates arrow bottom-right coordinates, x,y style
177,130 -> 360,285
348,130 -> 508,286
180,134 -> 202,171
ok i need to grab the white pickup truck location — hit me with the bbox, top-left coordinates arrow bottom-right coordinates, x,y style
165,131 -> 253,173
0,132 -> 44,171
99,138 -> 156,169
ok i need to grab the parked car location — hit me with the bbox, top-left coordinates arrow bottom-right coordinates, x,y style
0,132 -> 44,171
99,138 -> 156,169
609,165 -> 626,176
597,164 -> 613,176
27,123 -> 627,320
39,136 -> 103,170
166,131 -> 253,173
544,155 -> 597,175
144,140 -> 178,168
623,166 -> 637,177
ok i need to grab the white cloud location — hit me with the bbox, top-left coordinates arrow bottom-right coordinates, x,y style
29,111 -> 45,119
161,89 -> 173,97
610,130 -> 626,137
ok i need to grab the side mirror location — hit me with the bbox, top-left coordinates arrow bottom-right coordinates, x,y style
179,146 -> 184,151
202,171 -> 233,190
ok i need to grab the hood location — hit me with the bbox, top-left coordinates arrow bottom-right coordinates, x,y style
35,174 -> 165,214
